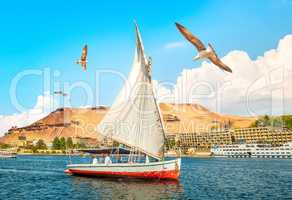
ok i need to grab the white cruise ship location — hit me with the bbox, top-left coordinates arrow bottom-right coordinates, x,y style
211,142 -> 292,158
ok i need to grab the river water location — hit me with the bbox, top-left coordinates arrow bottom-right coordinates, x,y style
0,156 -> 291,199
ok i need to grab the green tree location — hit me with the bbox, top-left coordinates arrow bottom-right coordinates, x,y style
35,139 -> 47,150
66,137 -> 74,149
272,117 -> 283,127
112,141 -> 120,147
52,137 -> 60,150
32,146 -> 38,153
282,115 -> 292,129
0,143 -> 11,149
251,115 -> 271,127
74,143 -> 86,149
251,115 -> 292,129
166,139 -> 176,150
263,115 -> 271,126
59,137 -> 66,150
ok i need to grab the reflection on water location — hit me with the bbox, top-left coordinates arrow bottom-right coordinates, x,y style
71,177 -> 184,199
0,155 -> 292,199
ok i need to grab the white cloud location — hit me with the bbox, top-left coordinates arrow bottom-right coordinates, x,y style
155,35 -> 292,116
1,35 -> 292,136
0,92 -> 58,136
164,41 -> 186,49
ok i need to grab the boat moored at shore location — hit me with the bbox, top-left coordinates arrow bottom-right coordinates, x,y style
0,150 -> 17,159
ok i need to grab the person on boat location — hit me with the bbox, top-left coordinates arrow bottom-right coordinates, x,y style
145,155 -> 150,163
98,153 -> 105,163
92,156 -> 98,165
104,154 -> 112,165
116,154 -> 121,163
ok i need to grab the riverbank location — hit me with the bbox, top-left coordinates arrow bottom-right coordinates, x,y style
16,152 -> 212,158
17,153 -> 70,156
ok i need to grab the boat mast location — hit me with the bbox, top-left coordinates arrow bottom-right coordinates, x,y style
135,22 -> 166,161
151,80 -> 166,161
97,22 -> 165,162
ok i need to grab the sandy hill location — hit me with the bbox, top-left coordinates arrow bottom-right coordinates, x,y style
0,103 -> 256,146
160,103 -> 256,133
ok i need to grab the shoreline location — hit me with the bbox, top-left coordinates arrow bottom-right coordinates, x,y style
16,153 -> 212,158
17,153 -> 75,156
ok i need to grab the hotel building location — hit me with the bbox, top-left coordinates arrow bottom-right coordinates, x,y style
167,127 -> 292,152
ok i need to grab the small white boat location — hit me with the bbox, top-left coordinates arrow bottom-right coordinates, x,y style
65,22 -> 181,180
0,150 -> 17,159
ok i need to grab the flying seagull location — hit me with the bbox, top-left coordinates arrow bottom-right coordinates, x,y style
76,45 -> 88,70
175,22 -> 232,73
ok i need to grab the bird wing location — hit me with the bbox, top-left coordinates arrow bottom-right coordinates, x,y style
208,53 -> 232,73
208,43 -> 217,56
207,43 -> 232,73
81,45 -> 87,61
175,22 -> 206,51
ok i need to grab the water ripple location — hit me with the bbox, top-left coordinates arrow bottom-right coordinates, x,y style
0,156 -> 292,199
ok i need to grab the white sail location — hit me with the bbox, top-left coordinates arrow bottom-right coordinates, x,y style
97,23 -> 165,160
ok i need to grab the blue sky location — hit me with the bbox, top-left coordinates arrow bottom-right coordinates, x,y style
1,0 -> 292,115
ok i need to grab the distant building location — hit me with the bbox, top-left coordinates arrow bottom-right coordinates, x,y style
176,129 -> 232,152
232,127 -> 292,146
168,127 -> 292,152
96,136 -> 114,147
163,114 -> 180,122
32,140 -> 38,146
73,137 -> 99,148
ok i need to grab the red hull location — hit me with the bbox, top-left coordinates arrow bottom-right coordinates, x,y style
65,169 -> 179,180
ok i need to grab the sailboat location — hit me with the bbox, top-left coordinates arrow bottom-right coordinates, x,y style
65,22 -> 181,180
